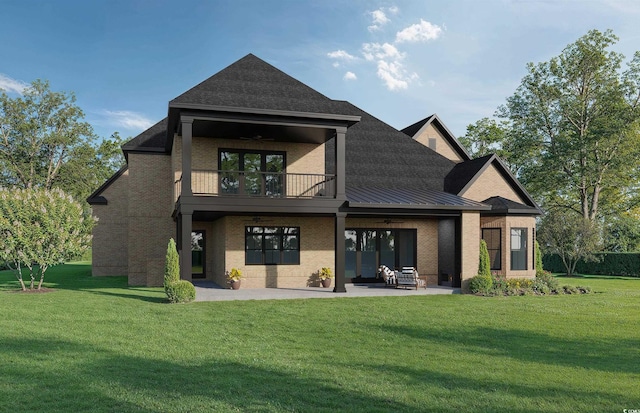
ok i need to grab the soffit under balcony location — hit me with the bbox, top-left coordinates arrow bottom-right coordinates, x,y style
176,109 -> 356,145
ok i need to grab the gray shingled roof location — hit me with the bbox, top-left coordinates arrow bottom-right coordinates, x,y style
444,154 -> 493,194
400,115 -> 434,138
111,53 -> 539,214
327,104 -> 457,191
121,118 -> 168,153
170,53 -> 357,116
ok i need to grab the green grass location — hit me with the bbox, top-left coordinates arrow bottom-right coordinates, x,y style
1,264 -> 639,412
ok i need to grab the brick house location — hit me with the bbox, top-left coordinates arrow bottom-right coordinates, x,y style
87,54 -> 540,291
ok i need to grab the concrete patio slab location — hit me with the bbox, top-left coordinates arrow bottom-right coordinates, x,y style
193,281 -> 460,301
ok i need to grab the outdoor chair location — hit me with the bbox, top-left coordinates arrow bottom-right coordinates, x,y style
396,266 -> 426,290
378,265 -> 397,287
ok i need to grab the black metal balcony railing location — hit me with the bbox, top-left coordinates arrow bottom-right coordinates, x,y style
174,170 -> 336,200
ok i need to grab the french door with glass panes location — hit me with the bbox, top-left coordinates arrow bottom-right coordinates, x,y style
345,229 -> 416,282
219,150 -> 285,196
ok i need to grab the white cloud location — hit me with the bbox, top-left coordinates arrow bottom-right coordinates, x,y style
0,73 -> 28,94
362,42 -> 404,61
396,19 -> 443,43
343,71 -> 357,81
376,60 -> 419,91
104,110 -> 153,131
368,9 -> 390,32
327,50 -> 356,60
326,7 -> 441,92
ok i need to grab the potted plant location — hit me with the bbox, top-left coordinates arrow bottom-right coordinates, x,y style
319,267 -> 333,288
227,268 -> 243,290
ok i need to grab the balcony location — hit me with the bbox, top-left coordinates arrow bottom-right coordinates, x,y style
175,170 -> 336,201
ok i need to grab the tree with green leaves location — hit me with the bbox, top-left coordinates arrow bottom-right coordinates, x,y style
538,209 -> 600,277
535,240 -> 545,276
603,211 -> 640,252
0,80 -> 124,202
0,187 -> 94,290
498,29 -> 640,220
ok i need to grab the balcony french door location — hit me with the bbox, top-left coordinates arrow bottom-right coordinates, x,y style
219,150 -> 285,196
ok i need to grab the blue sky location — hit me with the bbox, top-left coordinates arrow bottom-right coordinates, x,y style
1,0 -> 639,141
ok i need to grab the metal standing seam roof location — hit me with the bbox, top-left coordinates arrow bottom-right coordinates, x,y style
346,186 -> 491,210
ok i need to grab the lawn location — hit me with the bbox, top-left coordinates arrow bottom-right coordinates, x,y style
1,264 -> 639,413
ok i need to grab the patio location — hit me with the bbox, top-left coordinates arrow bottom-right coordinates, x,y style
193,280 -> 460,301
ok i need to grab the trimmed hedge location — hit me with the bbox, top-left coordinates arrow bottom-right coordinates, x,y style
543,253 -> 640,277
468,275 -> 493,294
166,280 -> 196,303
467,273 -> 590,296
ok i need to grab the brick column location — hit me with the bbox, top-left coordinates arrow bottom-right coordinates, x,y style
459,211 -> 480,290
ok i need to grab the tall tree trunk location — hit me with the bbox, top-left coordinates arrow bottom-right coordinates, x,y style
37,266 -> 47,290
590,185 -> 601,221
14,262 -> 26,291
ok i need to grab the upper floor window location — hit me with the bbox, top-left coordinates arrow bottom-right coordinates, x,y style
482,228 -> 501,271
510,228 -> 528,270
219,150 -> 285,196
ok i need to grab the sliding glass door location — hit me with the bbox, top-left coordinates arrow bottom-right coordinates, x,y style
345,228 -> 416,282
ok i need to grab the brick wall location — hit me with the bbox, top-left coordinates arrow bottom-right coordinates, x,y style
414,123 -> 464,163
460,212 -> 480,288
91,169 -> 129,276
219,216 -> 335,288
461,163 -> 524,203
481,215 -> 536,278
127,153 -> 175,286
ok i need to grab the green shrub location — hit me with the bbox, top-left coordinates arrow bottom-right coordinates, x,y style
163,238 -> 195,303
164,238 -> 180,293
531,278 -> 550,295
536,271 -> 559,291
505,278 -> 533,290
165,280 -> 196,303
491,275 -> 507,294
469,275 -> 493,294
576,285 -> 592,294
562,285 -> 579,295
478,240 -> 491,277
504,286 -> 521,296
543,252 -> 640,277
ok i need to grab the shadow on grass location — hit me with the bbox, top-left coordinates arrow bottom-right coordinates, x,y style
0,262 -> 166,304
556,274 -> 640,281
374,324 -> 639,375
1,337 -> 426,413
362,362 -> 638,411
